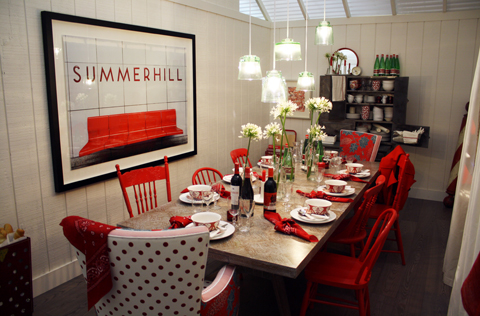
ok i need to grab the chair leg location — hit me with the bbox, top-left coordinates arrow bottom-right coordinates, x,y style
365,287 -> 371,316
357,289 -> 365,316
299,281 -> 313,316
350,243 -> 356,258
394,220 -> 406,265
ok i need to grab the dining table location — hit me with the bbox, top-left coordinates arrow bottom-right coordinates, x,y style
117,161 -> 380,316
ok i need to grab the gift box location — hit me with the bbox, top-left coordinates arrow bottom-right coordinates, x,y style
0,237 -> 33,315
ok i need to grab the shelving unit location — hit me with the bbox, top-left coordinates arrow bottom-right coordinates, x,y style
319,75 -> 429,160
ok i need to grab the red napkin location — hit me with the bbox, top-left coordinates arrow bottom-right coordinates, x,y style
325,173 -> 368,183
264,211 -> 318,242
169,216 -> 192,229
60,216 -> 118,310
296,189 -> 354,203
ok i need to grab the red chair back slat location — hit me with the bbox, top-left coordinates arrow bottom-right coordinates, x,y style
116,156 -> 171,218
356,208 -> 397,284
230,148 -> 252,168
192,168 -> 223,185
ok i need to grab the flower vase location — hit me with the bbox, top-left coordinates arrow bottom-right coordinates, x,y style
305,141 -> 324,181
326,66 -> 331,75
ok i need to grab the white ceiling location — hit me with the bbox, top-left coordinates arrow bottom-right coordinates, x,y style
239,0 -> 480,21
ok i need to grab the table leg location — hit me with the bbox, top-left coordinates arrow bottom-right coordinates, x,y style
272,274 -> 292,316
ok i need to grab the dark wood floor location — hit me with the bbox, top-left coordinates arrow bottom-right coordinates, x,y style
34,198 -> 452,316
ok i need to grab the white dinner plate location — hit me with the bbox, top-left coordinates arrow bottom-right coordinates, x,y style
254,194 -> 263,204
338,169 -> 371,178
230,169 -> 257,182
186,221 -> 235,240
290,207 -> 336,224
257,162 -> 274,169
317,185 -> 356,197
223,174 -> 233,183
179,192 -> 220,204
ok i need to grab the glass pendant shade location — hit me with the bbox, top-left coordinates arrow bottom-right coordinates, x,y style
238,55 -> 262,80
261,70 -> 288,103
315,21 -> 334,45
275,38 -> 302,61
297,71 -> 315,91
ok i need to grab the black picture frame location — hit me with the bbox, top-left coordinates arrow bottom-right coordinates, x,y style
41,11 -> 197,192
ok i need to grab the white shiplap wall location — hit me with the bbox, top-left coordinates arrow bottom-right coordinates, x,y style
0,0 -> 270,296
1,0 -> 479,297
277,11 -> 480,202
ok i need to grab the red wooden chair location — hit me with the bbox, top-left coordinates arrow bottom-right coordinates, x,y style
299,209 -> 398,316
230,148 -> 252,168
368,153 -> 415,265
339,129 -> 382,162
116,156 -> 172,218
192,167 -> 223,185
326,175 -> 386,257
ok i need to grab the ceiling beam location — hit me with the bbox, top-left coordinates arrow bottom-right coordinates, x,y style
391,0 -> 397,15
255,0 -> 271,21
342,0 -> 351,18
297,0 -> 309,20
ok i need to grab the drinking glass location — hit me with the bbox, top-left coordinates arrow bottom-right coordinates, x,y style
315,164 -> 325,189
283,181 -> 294,213
330,156 -> 343,173
210,181 -> 222,210
239,198 -> 254,233
227,197 -> 239,227
202,186 -> 213,211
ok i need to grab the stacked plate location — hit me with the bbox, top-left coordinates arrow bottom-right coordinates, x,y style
356,125 -> 368,132
373,106 -> 383,121
365,95 -> 375,103
384,107 -> 393,121
346,113 -> 360,119
370,130 -> 390,142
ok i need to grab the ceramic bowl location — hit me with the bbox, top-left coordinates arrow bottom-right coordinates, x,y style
305,199 -> 331,215
191,212 -> 221,231
188,185 -> 211,201
345,163 -> 364,174
382,81 -> 394,91
261,156 -> 273,165
325,180 -> 347,193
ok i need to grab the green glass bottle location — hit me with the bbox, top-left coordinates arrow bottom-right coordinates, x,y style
282,144 -> 295,181
317,140 -> 324,163
373,55 -> 380,76
396,54 -> 400,77
391,55 -> 396,76
379,54 -> 385,76
385,55 -> 391,76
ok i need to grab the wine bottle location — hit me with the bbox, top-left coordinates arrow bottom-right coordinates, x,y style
263,167 -> 277,214
373,55 -> 380,76
379,54 -> 385,76
385,55 -> 391,76
240,166 -> 254,216
228,162 -> 242,221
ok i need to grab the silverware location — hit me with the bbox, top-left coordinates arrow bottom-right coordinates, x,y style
298,208 -> 328,220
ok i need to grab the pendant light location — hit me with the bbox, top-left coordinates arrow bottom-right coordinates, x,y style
262,0 -> 287,103
238,0 -> 262,80
315,0 -> 334,45
275,0 -> 301,61
297,0 -> 314,91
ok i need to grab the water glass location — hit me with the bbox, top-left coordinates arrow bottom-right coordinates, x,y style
315,165 -> 325,189
282,181 -> 294,213
202,187 -> 213,211
238,198 -> 254,233
210,181 -> 222,210
330,156 -> 343,173
227,197 -> 239,227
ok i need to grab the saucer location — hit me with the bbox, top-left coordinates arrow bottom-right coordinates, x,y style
318,185 -> 355,196
186,221 -> 234,240
290,207 -> 336,224
179,192 -> 220,204
254,194 -> 264,204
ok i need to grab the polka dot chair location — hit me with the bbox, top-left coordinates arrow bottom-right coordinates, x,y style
339,129 -> 382,162
71,226 -> 240,316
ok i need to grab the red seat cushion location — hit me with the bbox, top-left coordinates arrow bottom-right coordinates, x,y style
340,130 -> 381,162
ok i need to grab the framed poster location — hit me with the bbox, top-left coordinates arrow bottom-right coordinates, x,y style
286,80 -> 311,119
41,11 -> 197,192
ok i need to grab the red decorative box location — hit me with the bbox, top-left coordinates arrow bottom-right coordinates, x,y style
0,237 -> 33,315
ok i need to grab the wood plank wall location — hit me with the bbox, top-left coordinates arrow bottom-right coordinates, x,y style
0,0 -> 271,296
1,0 -> 479,297
277,12 -> 480,201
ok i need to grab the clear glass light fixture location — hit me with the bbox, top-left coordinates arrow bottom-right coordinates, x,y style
315,0 -> 333,46
297,71 -> 315,91
261,70 -> 288,103
275,0 -> 301,61
275,38 -> 302,61
238,55 -> 262,80
238,0 -> 262,80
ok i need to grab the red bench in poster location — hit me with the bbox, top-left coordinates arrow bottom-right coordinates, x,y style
79,109 -> 183,157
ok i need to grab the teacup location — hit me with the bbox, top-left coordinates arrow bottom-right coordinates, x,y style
347,94 -> 354,103
324,150 -> 338,160
345,163 -> 364,174
261,155 -> 273,165
191,212 -> 221,232
325,180 -> 347,193
305,199 -> 331,215
188,185 -> 211,201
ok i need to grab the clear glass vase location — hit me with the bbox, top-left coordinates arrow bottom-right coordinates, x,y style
305,140 -> 324,181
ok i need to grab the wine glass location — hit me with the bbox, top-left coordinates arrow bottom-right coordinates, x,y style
315,164 -> 325,189
239,198 -> 254,233
210,181 -> 222,210
201,186 -> 213,211
330,156 -> 343,173
228,197 -> 239,227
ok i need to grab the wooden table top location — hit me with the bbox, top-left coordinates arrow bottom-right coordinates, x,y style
118,162 -> 380,279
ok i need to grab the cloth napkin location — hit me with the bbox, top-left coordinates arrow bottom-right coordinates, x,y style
60,216 -> 118,310
169,216 -> 192,229
325,173 -> 368,183
264,211 -> 318,242
296,189 -> 354,203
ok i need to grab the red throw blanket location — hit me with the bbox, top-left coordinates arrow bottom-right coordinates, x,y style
296,189 -> 354,203
60,216 -> 118,310
325,173 -> 368,183
264,211 -> 318,242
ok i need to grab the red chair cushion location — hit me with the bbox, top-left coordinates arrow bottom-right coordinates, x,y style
340,130 -> 381,162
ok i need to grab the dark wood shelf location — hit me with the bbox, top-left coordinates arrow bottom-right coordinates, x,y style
346,103 -> 394,106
